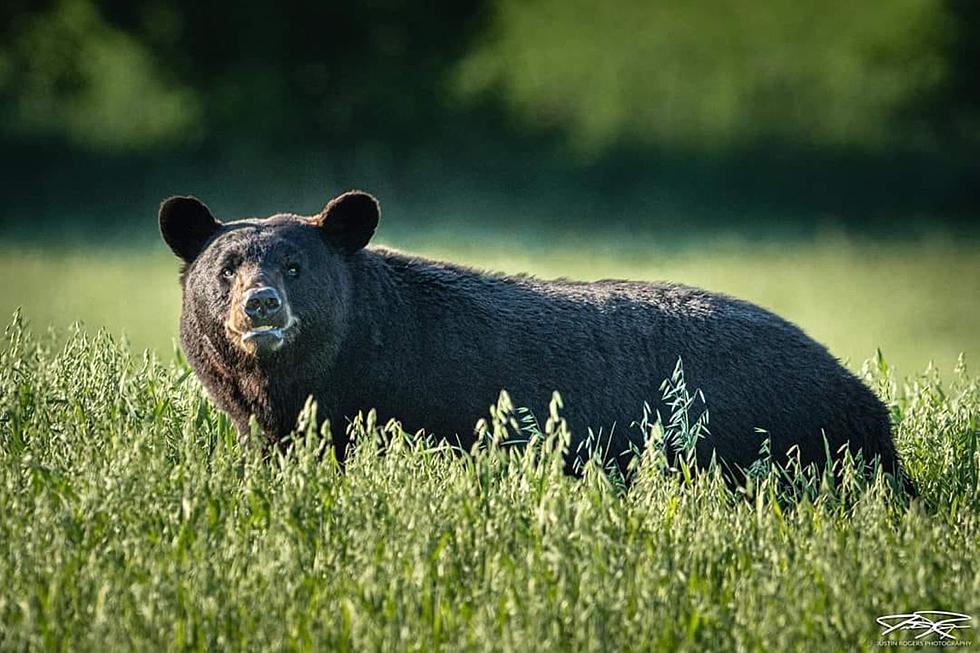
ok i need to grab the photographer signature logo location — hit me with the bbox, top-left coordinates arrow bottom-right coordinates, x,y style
877,611 -> 973,645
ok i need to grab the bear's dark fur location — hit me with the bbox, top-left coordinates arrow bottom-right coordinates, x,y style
160,190 -> 912,491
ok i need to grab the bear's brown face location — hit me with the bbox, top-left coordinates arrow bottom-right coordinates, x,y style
211,226 -> 309,357
160,191 -> 380,365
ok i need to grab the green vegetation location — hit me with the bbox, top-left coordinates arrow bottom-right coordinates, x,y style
3,0 -> 975,155
1,311 -> 978,650
457,0 -> 950,151
4,2 -> 976,234
2,235 -> 976,377
0,0 -> 200,150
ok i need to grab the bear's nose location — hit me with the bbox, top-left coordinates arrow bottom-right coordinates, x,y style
242,286 -> 282,320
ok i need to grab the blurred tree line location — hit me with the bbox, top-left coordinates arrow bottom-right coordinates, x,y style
0,0 -> 487,153
1,0 -> 978,229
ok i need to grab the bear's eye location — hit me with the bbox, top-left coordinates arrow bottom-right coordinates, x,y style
220,266 -> 235,280
285,263 -> 301,278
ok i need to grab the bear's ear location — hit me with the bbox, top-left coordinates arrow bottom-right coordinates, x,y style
159,196 -> 222,263
314,190 -> 380,253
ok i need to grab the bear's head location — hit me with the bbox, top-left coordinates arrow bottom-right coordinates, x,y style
160,190 -> 379,364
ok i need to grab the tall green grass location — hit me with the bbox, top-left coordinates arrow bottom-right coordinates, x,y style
1,315 -> 978,650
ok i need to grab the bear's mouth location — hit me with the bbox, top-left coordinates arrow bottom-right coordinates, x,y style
241,323 -> 291,342
227,315 -> 298,352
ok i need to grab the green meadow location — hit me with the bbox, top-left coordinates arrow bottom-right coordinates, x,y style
0,234 -> 980,651
1,231 -> 979,649
0,299 -> 978,650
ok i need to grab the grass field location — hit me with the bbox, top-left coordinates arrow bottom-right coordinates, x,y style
1,232 -> 979,650
0,313 -> 978,650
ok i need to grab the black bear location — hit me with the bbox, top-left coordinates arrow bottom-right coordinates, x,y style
160,190 -> 912,491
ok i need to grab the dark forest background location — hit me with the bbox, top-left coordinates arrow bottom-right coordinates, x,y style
1,0 -> 978,239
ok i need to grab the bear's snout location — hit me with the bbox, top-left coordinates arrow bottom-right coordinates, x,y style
243,286 -> 282,321
225,282 -> 297,356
